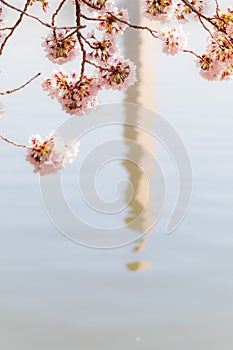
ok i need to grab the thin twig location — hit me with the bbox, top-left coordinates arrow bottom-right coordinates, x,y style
51,0 -> 67,26
0,0 -> 84,31
80,33 -> 95,49
0,0 -> 31,54
86,59 -> 111,71
0,72 -> 41,95
0,134 -> 30,148
183,49 -> 201,59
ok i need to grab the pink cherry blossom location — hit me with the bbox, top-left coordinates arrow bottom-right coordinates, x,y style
142,0 -> 175,23
197,53 -> 222,81
26,132 -> 79,175
207,34 -> 233,64
86,34 -> 119,65
96,8 -> 129,36
158,26 -> 187,55
99,58 -> 136,90
213,7 -> 233,34
226,23 -> 233,37
42,69 -> 101,115
42,30 -> 80,64
219,64 -> 233,80
174,0 -> 207,23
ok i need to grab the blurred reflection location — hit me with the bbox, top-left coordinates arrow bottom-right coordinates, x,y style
124,0 -> 157,271
126,261 -> 152,272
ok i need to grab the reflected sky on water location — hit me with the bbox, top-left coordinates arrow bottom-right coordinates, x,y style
0,1 -> 233,349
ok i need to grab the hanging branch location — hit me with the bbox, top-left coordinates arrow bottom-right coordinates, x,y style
0,73 -> 41,95
0,0 -> 233,174
0,134 -> 30,148
0,0 -> 31,54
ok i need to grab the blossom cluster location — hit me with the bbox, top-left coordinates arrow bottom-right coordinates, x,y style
86,31 -> 119,65
3,0 -> 233,176
158,26 -> 187,55
42,56 -> 136,115
42,1 -> 136,116
26,132 -> 79,175
197,8 -> 233,80
42,70 -> 101,115
42,30 -> 80,64
0,101 -> 4,116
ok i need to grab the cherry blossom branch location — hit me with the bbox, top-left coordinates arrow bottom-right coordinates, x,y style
181,0 -> 209,21
183,49 -> 201,59
214,0 -> 220,12
51,0 -> 67,26
0,0 -> 30,54
81,0 -> 100,11
0,0 -> 233,176
198,16 -> 214,38
0,0 -> 50,27
0,72 -> 41,95
108,12 -> 158,39
0,26 -> 12,31
79,33 -> 95,49
80,13 -> 158,39
86,59 -> 111,71
0,0 -> 84,30
75,0 -> 86,79
181,0 -> 227,34
0,134 -> 30,148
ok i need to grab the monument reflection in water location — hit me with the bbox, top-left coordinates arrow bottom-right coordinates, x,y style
123,0 -> 157,271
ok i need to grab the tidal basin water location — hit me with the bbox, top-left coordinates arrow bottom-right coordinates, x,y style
0,1 -> 233,349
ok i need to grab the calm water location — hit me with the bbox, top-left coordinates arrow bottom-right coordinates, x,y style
0,1 -> 233,349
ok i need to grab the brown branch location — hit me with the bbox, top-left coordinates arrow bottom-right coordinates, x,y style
198,16 -> 214,38
181,0 -> 227,35
86,59 -> 111,71
214,0 -> 220,12
81,13 -> 158,39
81,0 -> 101,11
63,28 -> 80,40
51,0 -> 67,26
75,0 -> 86,79
183,49 -> 201,59
181,0 -> 210,21
0,134 -> 30,149
80,33 -> 95,49
0,0 -> 31,55
0,72 -> 41,95
108,12 -> 158,39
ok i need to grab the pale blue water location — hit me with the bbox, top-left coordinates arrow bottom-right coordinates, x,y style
0,1 -> 233,349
